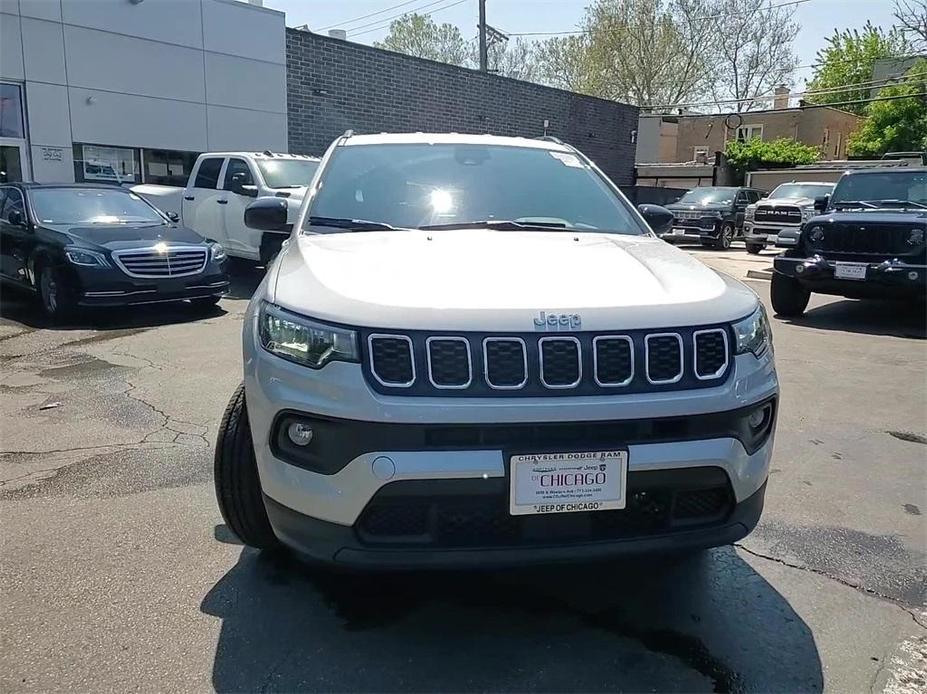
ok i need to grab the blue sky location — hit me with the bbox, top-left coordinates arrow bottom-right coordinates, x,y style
269,0 -> 901,85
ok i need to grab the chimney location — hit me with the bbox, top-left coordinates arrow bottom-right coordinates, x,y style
328,29 -> 347,40
773,85 -> 789,110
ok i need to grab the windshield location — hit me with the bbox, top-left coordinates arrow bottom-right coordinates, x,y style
31,188 -> 164,225
831,171 -> 927,207
302,143 -> 644,234
769,183 -> 834,200
677,187 -> 737,205
257,159 -> 319,189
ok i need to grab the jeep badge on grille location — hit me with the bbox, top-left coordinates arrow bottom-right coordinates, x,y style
534,311 -> 582,329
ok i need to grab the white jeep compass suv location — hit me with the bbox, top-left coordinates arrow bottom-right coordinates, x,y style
214,132 -> 778,569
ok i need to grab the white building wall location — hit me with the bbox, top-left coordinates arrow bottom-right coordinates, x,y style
0,0 -> 287,183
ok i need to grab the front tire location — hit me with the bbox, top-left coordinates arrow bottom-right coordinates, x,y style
771,272 -> 811,317
37,263 -> 76,322
214,383 -> 280,550
714,223 -> 735,250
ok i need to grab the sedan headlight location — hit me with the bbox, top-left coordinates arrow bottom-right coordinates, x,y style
732,304 -> 773,357
65,247 -> 110,267
259,302 -> 358,369
209,242 -> 227,261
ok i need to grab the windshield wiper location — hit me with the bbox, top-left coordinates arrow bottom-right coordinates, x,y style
305,216 -> 405,232
857,199 -> 927,210
419,219 -> 569,232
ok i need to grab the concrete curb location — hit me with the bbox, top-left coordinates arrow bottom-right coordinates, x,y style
746,268 -> 774,281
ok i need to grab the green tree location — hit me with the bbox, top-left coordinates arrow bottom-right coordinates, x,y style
725,138 -> 820,175
848,60 -> 927,156
373,13 -> 471,67
805,23 -> 912,115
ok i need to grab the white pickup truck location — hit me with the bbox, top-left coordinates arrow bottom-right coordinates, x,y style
132,152 -> 320,264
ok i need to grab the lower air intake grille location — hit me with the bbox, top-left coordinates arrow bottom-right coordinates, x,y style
369,335 -> 414,386
646,334 -> 683,384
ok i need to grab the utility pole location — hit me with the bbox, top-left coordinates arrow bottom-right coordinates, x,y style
478,0 -> 488,73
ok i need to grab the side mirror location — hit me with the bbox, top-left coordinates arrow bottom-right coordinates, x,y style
166,211 -> 180,223
8,210 -> 25,227
230,172 -> 258,197
245,197 -> 291,232
637,204 -> 674,235
813,195 -> 829,213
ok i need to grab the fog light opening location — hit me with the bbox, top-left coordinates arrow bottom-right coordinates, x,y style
287,421 -> 314,447
748,405 -> 771,431
908,271 -> 919,281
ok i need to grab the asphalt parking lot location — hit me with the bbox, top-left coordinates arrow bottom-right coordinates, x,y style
2,251 -> 925,693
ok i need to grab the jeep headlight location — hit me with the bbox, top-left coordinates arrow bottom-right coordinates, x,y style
732,304 -> 773,358
259,302 -> 358,369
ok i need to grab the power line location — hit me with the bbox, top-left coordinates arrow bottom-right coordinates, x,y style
350,0 -> 470,37
649,71 -> 927,110
345,0 -> 458,34
316,0 -> 424,31
505,0 -> 812,36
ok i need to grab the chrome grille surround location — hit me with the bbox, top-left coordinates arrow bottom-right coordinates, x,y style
644,332 -> 685,385
538,336 -> 582,389
482,337 -> 528,390
368,334 -> 416,388
692,328 -> 730,381
112,245 -> 208,278
426,336 -> 472,389
592,335 -> 635,387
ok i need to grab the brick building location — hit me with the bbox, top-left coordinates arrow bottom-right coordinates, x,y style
636,103 -> 862,164
285,28 -> 639,186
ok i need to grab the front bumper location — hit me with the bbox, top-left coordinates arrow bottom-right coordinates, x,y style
244,313 -> 778,565
774,255 -> 927,299
75,265 -> 229,307
264,478 -> 767,569
660,219 -> 721,243
744,222 -> 800,247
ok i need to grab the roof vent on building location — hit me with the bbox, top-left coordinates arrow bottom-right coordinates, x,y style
328,29 -> 347,40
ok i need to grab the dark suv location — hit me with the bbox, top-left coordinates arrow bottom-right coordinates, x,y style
771,168 -> 927,316
662,186 -> 765,250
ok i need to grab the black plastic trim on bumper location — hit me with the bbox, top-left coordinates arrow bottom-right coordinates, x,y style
269,397 -> 777,475
773,257 -> 926,299
262,480 -> 767,570
77,281 -> 229,307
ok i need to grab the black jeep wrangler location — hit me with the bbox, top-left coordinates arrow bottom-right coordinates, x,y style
771,168 -> 927,316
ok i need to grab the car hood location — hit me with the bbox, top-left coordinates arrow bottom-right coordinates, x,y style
813,210 -> 927,225
48,223 -> 207,251
665,202 -> 729,213
757,196 -> 815,207
270,230 -> 758,331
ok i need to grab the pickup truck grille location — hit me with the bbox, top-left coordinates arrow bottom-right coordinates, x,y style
113,246 -> 207,278
365,326 -> 733,397
755,206 -> 801,224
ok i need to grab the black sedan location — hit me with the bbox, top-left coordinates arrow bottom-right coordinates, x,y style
0,183 -> 229,321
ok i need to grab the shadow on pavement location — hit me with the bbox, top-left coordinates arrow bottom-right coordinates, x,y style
778,298 -> 926,340
201,547 -> 823,692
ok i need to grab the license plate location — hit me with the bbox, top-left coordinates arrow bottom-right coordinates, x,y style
509,451 -> 627,516
672,228 -> 687,235
766,234 -> 779,243
835,262 -> 867,280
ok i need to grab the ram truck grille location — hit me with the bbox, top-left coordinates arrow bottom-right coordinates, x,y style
755,206 -> 802,224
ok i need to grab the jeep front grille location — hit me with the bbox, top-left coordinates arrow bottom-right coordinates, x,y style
113,246 -> 207,278
364,326 -> 733,397
812,223 -> 922,255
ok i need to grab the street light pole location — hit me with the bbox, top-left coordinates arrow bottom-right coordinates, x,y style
478,0 -> 487,73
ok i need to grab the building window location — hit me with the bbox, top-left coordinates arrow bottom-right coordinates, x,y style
143,148 -> 198,186
73,143 -> 140,184
0,83 -> 25,139
736,124 -> 764,142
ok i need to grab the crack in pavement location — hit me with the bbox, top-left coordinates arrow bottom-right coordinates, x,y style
736,544 -> 927,630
